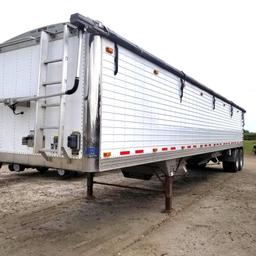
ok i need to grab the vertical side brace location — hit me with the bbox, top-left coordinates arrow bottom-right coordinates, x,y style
58,24 -> 70,156
242,112 -> 245,127
34,31 -> 50,153
212,96 -> 216,110
114,43 -> 119,75
230,105 -> 233,117
179,72 -> 186,103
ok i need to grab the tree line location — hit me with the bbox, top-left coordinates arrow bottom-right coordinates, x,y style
244,130 -> 256,140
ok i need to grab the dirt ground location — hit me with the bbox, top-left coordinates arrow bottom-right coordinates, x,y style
0,156 -> 255,256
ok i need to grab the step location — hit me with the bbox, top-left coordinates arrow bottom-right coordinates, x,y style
40,126 -> 58,130
41,103 -> 60,108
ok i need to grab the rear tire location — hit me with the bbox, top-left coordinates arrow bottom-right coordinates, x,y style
238,148 -> 244,171
8,164 -> 25,172
223,149 -> 239,173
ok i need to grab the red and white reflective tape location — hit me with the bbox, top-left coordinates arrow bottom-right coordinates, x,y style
102,141 -> 243,158
120,151 -> 130,156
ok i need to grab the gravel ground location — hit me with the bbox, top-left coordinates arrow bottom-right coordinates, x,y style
0,156 -> 255,256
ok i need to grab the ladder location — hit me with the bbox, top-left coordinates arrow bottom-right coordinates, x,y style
33,24 -> 71,156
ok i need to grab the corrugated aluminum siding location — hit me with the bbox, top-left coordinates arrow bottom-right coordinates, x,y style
100,38 -> 243,159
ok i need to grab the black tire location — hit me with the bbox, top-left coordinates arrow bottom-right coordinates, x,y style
223,149 -> 239,173
199,163 -> 207,168
0,162 -> 2,170
8,164 -> 14,172
223,161 -> 232,172
238,148 -> 244,171
8,164 -> 25,172
36,167 -> 49,174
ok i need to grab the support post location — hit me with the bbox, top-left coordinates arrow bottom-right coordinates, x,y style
164,175 -> 173,213
159,159 -> 178,213
87,173 -> 94,199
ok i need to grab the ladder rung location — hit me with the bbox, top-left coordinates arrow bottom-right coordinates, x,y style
44,58 -> 63,64
41,103 -> 60,108
42,81 -> 61,86
40,126 -> 58,130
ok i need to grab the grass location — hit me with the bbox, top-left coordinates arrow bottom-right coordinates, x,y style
244,140 -> 256,155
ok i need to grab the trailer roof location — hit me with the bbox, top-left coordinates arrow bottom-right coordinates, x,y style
70,13 -> 245,113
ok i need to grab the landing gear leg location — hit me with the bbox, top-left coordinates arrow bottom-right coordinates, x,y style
164,175 -> 173,213
159,159 -> 184,213
87,173 -> 94,199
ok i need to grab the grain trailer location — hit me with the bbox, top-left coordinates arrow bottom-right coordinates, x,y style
0,13 -> 246,211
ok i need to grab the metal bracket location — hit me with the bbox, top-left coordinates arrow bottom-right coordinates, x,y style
159,159 -> 177,177
159,159 -> 187,177
39,150 -> 53,162
61,147 -> 72,164
8,103 -> 24,115
7,101 -> 30,116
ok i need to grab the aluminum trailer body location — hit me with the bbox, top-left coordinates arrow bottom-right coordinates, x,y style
0,14 -> 245,211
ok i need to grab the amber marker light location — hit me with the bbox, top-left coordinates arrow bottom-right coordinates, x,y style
105,47 -> 113,54
103,152 -> 111,158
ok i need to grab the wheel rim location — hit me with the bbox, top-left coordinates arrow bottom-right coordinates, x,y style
240,152 -> 243,167
236,159 -> 239,170
57,169 -> 66,176
13,164 -> 21,172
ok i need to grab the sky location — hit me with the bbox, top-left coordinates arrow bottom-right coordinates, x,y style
0,0 -> 255,131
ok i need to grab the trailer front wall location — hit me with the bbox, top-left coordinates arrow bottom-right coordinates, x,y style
99,38 -> 243,168
0,45 -> 39,154
0,34 -> 85,159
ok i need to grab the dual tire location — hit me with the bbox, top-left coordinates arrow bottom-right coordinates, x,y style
223,148 -> 244,172
8,164 -> 25,172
